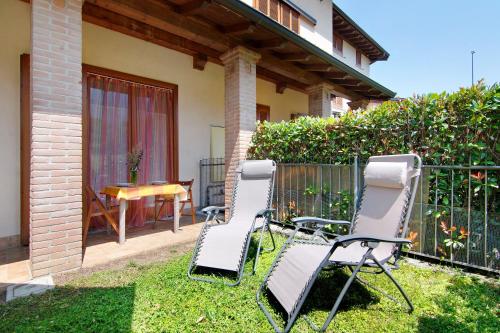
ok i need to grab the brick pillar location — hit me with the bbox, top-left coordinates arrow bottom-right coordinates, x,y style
220,46 -> 261,210
348,99 -> 370,111
307,83 -> 332,118
30,0 -> 83,277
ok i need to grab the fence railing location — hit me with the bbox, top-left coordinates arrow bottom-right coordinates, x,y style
274,161 -> 499,273
200,157 -> 499,273
199,158 -> 225,208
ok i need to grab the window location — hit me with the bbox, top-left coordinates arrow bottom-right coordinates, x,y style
254,0 -> 300,33
356,49 -> 362,67
333,34 -> 343,54
256,104 -> 271,122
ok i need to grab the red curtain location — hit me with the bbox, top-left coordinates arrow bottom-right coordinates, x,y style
87,74 -> 175,228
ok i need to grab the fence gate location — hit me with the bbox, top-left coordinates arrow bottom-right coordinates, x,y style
199,158 -> 225,208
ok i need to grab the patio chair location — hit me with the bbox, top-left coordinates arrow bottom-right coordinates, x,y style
154,179 -> 196,226
83,185 -> 120,247
257,154 -> 422,333
188,160 -> 276,286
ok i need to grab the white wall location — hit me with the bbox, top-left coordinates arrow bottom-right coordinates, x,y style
294,0 -> 333,55
256,79 -> 307,121
0,0 -> 30,238
334,40 -> 370,76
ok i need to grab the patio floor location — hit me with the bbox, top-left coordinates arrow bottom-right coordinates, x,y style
0,216 -> 204,288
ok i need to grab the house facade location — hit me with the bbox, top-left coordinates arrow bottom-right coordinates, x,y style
0,0 -> 393,277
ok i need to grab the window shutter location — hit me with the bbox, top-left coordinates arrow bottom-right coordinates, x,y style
356,50 -> 362,66
281,4 -> 291,28
257,0 -> 268,15
269,0 -> 279,21
291,11 -> 299,33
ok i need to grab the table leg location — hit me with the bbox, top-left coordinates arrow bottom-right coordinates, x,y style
105,195 -> 111,235
119,199 -> 127,244
174,193 -> 180,233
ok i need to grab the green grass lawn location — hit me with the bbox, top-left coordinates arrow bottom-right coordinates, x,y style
0,235 -> 498,333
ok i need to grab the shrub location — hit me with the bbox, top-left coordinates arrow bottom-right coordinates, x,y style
248,82 -> 499,166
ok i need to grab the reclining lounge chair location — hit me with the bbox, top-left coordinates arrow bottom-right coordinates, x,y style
188,160 -> 276,286
257,154 -> 422,332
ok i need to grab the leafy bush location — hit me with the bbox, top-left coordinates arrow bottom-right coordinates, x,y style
249,83 -> 499,266
248,82 -> 499,166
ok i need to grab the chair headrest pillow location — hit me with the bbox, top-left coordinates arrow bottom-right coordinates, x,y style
364,161 -> 407,189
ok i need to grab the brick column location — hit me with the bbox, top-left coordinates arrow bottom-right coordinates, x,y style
220,46 -> 261,210
348,99 -> 370,111
30,0 -> 83,277
306,83 -> 332,118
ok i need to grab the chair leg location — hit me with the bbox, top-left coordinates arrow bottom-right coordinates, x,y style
317,252 -> 371,332
190,202 -> 196,224
263,224 -> 276,252
252,225 -> 267,275
82,208 -> 92,248
372,257 -> 414,313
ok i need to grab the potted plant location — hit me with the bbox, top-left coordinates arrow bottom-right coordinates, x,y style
127,148 -> 143,185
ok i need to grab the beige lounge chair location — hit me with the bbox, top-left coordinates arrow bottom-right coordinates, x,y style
188,160 -> 276,286
257,154 -> 422,333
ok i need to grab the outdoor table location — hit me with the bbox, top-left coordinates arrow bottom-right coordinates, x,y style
101,184 -> 188,245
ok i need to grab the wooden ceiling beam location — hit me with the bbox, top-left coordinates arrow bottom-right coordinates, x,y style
193,53 -> 208,70
82,3 -> 222,61
330,78 -> 361,86
276,82 -> 287,94
302,64 -> 335,72
175,0 -> 209,15
86,0 -> 232,51
281,52 -> 312,62
255,38 -> 289,50
221,22 -> 256,35
323,72 -> 349,79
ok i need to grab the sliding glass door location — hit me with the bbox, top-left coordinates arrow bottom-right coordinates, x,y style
84,66 -> 177,227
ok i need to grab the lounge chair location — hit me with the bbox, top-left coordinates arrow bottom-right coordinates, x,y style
188,160 -> 276,286
257,154 -> 422,333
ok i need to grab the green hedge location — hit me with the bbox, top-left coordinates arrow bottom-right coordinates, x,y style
248,82 -> 499,166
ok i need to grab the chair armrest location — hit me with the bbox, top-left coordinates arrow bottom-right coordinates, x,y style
335,233 -> 411,248
201,206 -> 228,215
255,209 -> 275,218
291,217 -> 351,227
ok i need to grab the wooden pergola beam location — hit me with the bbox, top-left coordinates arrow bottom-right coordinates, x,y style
281,52 -> 312,61
86,0 -> 231,51
83,3 -> 222,60
175,0 -> 209,15
302,64 -> 335,72
276,82 -> 287,94
193,53 -> 208,70
255,38 -> 289,50
221,22 -> 256,35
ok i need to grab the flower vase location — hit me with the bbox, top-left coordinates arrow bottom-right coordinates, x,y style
130,170 -> 138,185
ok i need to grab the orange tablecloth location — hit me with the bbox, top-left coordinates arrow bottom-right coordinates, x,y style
101,184 -> 187,201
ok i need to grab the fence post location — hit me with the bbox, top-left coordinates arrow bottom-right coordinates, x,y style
353,155 -> 359,210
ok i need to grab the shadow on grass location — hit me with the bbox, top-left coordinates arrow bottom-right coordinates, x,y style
262,268 -> 381,328
0,284 -> 136,333
417,275 -> 500,333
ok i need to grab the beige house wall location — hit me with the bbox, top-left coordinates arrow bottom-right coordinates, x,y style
0,0 -> 30,240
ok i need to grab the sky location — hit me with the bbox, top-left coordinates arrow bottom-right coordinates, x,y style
335,0 -> 500,97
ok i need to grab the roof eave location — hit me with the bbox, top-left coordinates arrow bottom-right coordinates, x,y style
331,1 -> 390,62
215,0 -> 396,99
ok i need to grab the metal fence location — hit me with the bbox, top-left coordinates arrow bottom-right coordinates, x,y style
273,161 -> 499,273
199,158 -> 225,208
200,157 -> 499,273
